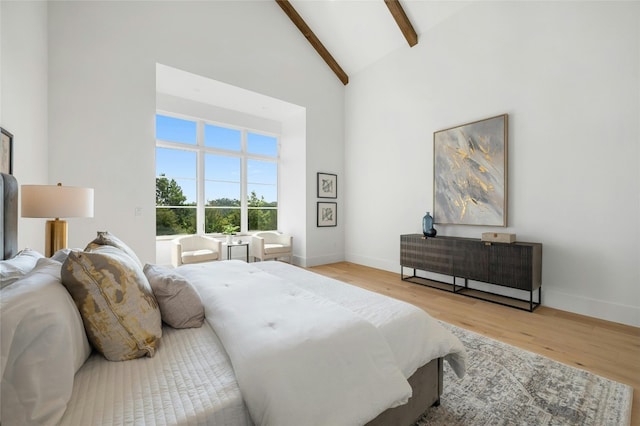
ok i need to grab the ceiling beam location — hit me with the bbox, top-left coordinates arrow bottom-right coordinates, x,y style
275,0 -> 349,85
384,0 -> 418,47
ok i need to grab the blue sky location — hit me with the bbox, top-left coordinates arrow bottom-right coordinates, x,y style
156,115 -> 277,203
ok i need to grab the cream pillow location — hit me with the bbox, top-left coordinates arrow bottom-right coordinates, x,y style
1,258 -> 91,426
0,248 -> 44,289
143,263 -> 205,329
61,246 -> 162,361
51,248 -> 74,264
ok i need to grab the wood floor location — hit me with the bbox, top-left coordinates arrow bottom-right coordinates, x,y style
308,261 -> 640,424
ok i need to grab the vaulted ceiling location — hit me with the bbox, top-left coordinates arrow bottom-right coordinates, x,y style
277,0 -> 469,85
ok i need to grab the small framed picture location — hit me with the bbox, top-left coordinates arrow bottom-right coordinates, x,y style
317,172 -> 337,198
1,128 -> 13,175
317,202 -> 337,227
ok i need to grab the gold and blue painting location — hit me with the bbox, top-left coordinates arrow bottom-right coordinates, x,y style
433,114 -> 508,226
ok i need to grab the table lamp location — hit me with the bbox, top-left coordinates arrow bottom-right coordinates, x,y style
21,183 -> 94,257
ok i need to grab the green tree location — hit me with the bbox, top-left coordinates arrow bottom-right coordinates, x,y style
156,174 -> 187,206
156,174 -> 194,235
248,191 -> 277,231
204,208 -> 240,233
204,195 -> 241,233
156,180 -> 277,235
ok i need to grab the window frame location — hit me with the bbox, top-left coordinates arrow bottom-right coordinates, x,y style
155,111 -> 279,236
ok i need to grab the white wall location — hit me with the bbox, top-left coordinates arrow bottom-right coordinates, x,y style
1,1 -> 48,250
345,2 -> 640,326
280,108 -> 308,264
4,1 -> 638,327
41,1 -> 344,265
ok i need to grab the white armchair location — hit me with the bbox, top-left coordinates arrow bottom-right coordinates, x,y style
251,231 -> 293,263
171,235 -> 222,267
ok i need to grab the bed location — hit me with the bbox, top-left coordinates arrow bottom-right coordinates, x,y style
0,172 -> 467,426
0,172 -> 18,260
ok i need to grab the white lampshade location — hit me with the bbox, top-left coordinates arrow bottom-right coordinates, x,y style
21,184 -> 94,218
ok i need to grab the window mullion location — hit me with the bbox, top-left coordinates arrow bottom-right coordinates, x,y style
197,121 -> 205,234
240,130 -> 248,233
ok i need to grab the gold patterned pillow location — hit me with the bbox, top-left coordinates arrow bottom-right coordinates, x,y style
61,246 -> 162,361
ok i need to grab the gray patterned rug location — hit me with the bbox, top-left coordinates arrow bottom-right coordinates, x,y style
416,322 -> 633,426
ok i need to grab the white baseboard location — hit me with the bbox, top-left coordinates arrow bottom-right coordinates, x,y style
304,254 -> 640,328
344,253 -> 399,274
543,288 -> 640,328
301,253 -> 345,268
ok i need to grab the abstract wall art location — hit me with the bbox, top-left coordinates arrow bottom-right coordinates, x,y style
317,172 -> 337,199
433,114 -> 508,226
317,202 -> 337,227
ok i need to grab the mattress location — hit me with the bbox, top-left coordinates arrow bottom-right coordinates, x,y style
59,322 -> 252,426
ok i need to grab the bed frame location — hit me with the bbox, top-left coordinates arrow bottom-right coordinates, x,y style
1,172 -> 18,261
366,358 -> 442,426
0,171 -> 444,425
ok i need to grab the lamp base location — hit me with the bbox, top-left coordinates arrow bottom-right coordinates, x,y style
45,219 -> 68,257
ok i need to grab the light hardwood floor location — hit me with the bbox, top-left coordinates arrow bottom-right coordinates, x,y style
308,261 -> 640,424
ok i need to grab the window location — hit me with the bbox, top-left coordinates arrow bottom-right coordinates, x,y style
155,113 -> 278,236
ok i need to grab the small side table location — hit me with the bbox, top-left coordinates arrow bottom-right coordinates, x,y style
227,242 -> 249,262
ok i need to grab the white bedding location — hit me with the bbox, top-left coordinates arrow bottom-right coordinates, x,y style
51,260 -> 465,426
59,323 -> 252,426
253,261 -> 467,378
177,260 -> 466,426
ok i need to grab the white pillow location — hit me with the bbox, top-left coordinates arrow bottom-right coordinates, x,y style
0,258 -> 92,425
51,248 -> 74,264
0,249 -> 44,289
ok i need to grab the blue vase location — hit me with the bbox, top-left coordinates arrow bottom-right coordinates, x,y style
422,212 -> 437,237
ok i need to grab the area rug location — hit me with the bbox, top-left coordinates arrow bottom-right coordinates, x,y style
415,322 -> 633,426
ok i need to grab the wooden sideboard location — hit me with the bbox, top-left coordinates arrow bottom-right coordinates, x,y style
400,234 -> 542,311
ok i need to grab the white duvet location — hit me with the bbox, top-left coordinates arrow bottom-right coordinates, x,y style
178,261 -> 466,426
254,261 -> 467,379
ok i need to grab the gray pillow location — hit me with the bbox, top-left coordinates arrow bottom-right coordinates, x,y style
143,264 -> 204,329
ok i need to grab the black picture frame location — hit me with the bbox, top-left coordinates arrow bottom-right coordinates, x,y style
317,202 -> 337,227
1,128 -> 13,175
317,172 -> 337,199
